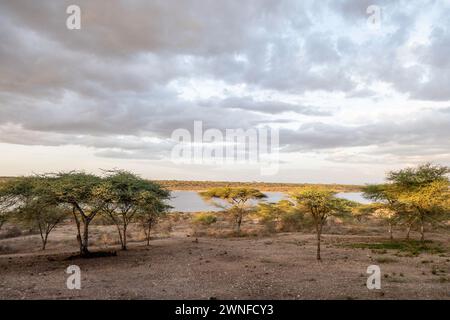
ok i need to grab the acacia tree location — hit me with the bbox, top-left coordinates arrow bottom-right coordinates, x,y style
0,176 -> 67,250
199,187 -> 266,234
397,180 -> 449,241
387,163 -> 449,241
97,170 -> 170,250
362,184 -> 406,240
48,172 -> 104,256
135,191 -> 171,246
18,202 -> 67,250
387,163 -> 449,187
290,187 -> 351,260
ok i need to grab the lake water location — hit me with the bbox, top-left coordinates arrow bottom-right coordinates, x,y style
335,192 -> 371,204
168,191 -> 371,212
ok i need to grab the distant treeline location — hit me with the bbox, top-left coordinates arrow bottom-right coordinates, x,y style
0,177 -> 361,192
156,180 -> 363,192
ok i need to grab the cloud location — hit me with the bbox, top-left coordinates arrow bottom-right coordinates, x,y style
281,108 -> 450,157
0,0 -> 449,180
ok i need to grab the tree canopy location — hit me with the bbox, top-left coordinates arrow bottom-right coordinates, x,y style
363,163 -> 449,241
290,187 -> 353,260
200,187 -> 266,233
96,170 -> 171,250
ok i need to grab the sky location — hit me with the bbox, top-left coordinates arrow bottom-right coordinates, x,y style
0,0 -> 449,184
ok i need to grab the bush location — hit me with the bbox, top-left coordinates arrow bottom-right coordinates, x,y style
279,211 -> 305,232
255,201 -> 307,232
193,213 -> 217,225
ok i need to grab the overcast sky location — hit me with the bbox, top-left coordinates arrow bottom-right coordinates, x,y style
0,0 -> 449,184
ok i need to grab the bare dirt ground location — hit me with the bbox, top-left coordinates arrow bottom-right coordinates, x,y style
0,216 -> 449,300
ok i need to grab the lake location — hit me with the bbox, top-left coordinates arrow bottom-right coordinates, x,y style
168,191 -> 371,212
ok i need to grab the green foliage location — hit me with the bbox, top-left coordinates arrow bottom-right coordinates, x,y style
135,192 -> 171,246
44,171 -> 104,255
199,187 -> 266,205
398,180 -> 449,212
255,200 -> 305,232
0,176 -> 67,249
279,210 -> 307,231
364,163 -> 450,241
199,187 -> 266,233
362,184 -> 399,204
48,171 -> 103,213
101,169 -> 170,203
0,170 -> 171,254
387,163 -> 449,188
290,187 -> 352,220
96,170 -> 171,249
290,186 -> 353,260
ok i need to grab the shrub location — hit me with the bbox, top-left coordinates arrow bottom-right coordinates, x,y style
193,213 -> 217,225
279,210 -> 305,232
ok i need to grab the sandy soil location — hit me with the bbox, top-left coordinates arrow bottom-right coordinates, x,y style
0,216 -> 449,300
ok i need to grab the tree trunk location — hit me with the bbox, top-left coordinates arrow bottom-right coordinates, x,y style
38,223 -> 45,250
80,218 -> 90,256
236,210 -> 243,234
114,223 -> 124,248
72,209 -> 83,254
406,223 -> 412,240
122,223 -> 127,250
42,232 -> 49,250
146,223 -> 152,246
315,221 -> 322,261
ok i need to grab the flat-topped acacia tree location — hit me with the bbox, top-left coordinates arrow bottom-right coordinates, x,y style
364,163 -> 450,241
397,180 -> 449,241
0,176 -> 67,250
96,170 -> 171,250
47,172 -> 104,257
290,187 -> 352,261
387,163 -> 449,241
199,187 -> 266,234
